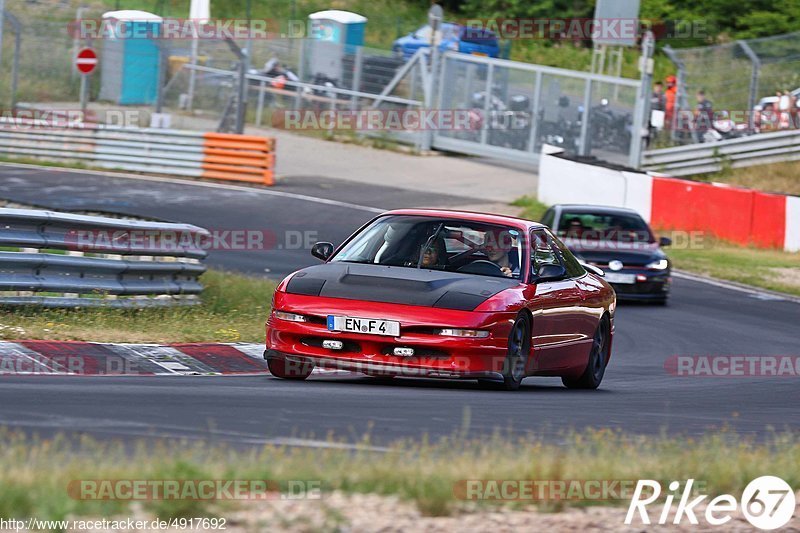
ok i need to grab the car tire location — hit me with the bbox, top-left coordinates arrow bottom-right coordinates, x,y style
562,317 -> 609,390
479,312 -> 531,391
267,356 -> 314,380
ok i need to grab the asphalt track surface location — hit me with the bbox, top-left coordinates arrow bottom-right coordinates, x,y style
0,164 -> 798,445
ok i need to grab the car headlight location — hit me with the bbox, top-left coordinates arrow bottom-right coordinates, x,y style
645,259 -> 669,270
274,311 -> 307,322
436,328 -> 489,338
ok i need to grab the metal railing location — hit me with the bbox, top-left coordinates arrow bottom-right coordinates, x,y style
642,128 -> 800,176
0,208 -> 209,307
0,121 -> 276,184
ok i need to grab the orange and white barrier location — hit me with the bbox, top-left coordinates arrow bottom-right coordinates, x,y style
0,120 -> 276,186
202,133 -> 275,185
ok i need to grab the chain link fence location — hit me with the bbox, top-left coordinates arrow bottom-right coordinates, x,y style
661,31 -> 800,144
1,9 -> 646,168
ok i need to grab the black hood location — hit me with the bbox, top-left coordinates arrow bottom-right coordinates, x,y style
564,238 -> 665,267
286,263 -> 517,311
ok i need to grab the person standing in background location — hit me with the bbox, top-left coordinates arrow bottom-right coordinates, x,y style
693,90 -> 713,143
665,75 -> 678,130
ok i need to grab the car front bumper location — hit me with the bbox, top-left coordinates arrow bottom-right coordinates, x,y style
607,269 -> 671,300
265,293 -> 518,379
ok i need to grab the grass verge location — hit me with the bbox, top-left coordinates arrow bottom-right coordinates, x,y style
513,196 -> 800,296
668,242 -> 800,297
511,196 -> 550,222
0,270 -> 275,343
0,428 -> 797,521
690,160 -> 800,197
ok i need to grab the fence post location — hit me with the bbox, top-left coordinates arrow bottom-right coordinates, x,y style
294,39 -> 306,111
0,0 -> 5,66
526,70 -> 543,153
10,23 -> 19,110
738,40 -> 761,133
630,31 -> 655,169
578,79 -> 592,156
420,48 -> 440,151
662,45 -> 688,142
350,46 -> 362,111
2,10 -> 21,111
480,63 -> 495,145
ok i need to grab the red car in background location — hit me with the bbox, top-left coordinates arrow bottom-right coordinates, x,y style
265,209 -> 616,390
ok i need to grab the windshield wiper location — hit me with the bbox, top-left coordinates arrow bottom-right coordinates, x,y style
417,223 -> 445,269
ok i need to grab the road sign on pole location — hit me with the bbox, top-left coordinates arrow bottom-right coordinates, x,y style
75,48 -> 97,115
75,47 -> 98,75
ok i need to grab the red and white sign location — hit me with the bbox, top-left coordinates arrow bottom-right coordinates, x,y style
75,48 -> 98,75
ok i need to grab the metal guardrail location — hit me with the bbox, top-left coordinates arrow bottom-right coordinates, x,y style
0,208 -> 210,307
642,129 -> 800,176
0,121 -> 276,185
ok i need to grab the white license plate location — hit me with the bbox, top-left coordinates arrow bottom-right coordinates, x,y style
327,315 -> 400,337
605,273 -> 636,284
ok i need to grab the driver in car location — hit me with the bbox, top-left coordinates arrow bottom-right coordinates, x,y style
482,230 -> 516,277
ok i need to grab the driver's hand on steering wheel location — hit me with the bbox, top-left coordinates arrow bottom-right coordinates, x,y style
500,266 -> 513,277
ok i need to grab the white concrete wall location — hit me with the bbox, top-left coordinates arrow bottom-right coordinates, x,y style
538,147 -> 627,208
785,196 -> 800,252
621,171 -> 654,222
538,146 -> 653,222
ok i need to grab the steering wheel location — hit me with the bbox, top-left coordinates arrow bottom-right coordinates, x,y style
457,260 -> 504,276
448,247 -> 482,266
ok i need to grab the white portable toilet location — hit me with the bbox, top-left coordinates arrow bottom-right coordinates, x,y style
307,10 -> 367,83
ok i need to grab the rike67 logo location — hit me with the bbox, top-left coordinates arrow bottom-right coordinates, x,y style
626,476 -> 796,530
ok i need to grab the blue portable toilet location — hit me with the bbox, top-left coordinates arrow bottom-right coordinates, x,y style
98,10 -> 163,105
307,10 -> 367,83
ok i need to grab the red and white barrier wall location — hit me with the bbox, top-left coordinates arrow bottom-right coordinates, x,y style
538,146 -> 800,252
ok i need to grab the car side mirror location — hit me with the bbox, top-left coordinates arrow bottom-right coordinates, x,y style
659,236 -> 672,247
311,242 -> 334,261
581,262 -> 604,277
533,264 -> 567,282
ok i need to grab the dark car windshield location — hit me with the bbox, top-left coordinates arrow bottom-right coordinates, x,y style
558,211 -> 655,243
331,215 -> 524,279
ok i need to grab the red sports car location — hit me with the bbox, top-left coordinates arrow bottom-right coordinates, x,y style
264,209 -> 616,390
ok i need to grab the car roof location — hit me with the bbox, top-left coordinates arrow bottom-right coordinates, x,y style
381,208 -> 546,230
553,204 -> 643,217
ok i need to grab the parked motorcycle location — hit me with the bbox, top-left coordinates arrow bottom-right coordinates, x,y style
590,98 -> 632,153
538,96 -> 582,154
467,90 -> 532,150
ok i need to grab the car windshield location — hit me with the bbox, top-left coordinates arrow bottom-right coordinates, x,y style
413,24 -> 459,41
558,211 -> 654,243
331,215 -> 524,279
